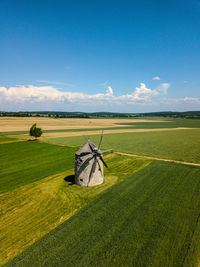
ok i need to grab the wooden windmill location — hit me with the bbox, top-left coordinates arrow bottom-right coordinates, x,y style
75,133 -> 110,186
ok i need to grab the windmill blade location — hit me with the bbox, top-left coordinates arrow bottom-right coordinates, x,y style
87,157 -> 97,186
79,151 -> 92,157
99,155 -> 108,168
96,158 -> 103,176
98,130 -> 104,149
77,155 -> 94,175
88,142 -> 95,153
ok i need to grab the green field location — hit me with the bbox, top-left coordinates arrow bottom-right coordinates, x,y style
7,161 -> 200,267
43,129 -> 200,163
0,141 -> 77,193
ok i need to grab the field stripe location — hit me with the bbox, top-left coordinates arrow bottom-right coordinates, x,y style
0,139 -> 24,145
116,152 -> 200,167
8,127 -> 196,141
38,127 -> 196,139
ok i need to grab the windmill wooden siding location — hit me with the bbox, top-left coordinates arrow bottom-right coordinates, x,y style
75,140 -> 104,186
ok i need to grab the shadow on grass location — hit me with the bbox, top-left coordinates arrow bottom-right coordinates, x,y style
64,174 -> 75,185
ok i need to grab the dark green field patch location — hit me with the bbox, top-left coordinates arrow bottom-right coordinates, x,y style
0,141 -> 77,193
7,161 -> 200,267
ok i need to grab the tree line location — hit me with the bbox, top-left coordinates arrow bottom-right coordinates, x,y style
1,111 -> 200,119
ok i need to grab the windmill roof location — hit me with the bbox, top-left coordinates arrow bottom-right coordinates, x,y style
75,140 -> 95,155
75,140 -> 102,155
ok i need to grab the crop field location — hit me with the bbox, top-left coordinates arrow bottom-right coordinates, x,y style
1,117 -> 200,266
6,162 -> 200,267
0,151 -> 149,265
43,129 -> 200,163
0,117 -> 167,132
0,141 -> 77,193
116,118 -> 200,129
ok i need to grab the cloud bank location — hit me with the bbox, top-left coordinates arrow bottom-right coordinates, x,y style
0,83 -> 167,104
0,82 -> 199,111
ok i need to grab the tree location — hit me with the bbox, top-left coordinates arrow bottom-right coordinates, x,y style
29,123 -> 43,139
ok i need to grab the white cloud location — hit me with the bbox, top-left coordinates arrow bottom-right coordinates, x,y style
178,97 -> 200,103
133,83 -> 158,100
116,83 -> 164,104
156,83 -> 170,95
0,82 -> 169,107
1,82 -> 199,112
152,76 -> 160,80
0,85 -> 114,104
0,83 -> 169,106
106,86 -> 113,96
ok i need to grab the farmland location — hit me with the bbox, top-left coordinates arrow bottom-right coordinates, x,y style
0,117 -> 167,132
0,141 -> 77,193
0,152 -> 149,264
1,117 -> 200,266
43,129 -> 200,163
6,162 -> 200,267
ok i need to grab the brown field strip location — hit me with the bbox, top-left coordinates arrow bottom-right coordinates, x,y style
0,117 -> 167,132
8,127 -> 194,141
115,152 -> 200,167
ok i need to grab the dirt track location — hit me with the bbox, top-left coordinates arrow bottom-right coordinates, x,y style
116,152 -> 200,167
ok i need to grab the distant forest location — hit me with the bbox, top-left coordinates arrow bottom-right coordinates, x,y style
1,111 -> 200,119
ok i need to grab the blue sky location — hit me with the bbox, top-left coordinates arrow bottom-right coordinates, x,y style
0,0 -> 200,112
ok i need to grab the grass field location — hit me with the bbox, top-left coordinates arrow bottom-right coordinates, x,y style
43,129 -> 200,163
0,153 -> 149,265
7,161 -> 200,267
1,117 -> 200,266
0,141 -> 77,193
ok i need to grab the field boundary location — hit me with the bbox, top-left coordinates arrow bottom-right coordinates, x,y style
115,152 -> 200,167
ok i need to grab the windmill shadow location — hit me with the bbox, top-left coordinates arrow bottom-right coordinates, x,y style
64,174 -> 75,185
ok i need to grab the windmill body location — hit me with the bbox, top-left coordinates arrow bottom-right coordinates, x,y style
75,139 -> 107,186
